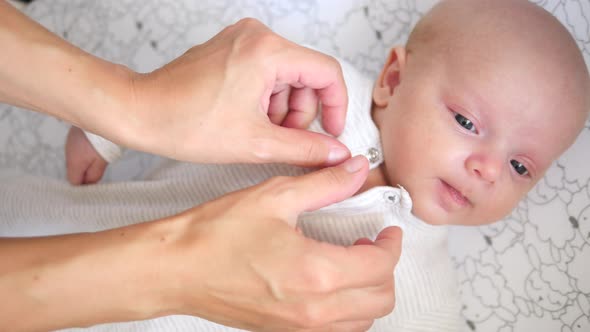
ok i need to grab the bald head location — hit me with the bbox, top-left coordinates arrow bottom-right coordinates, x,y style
406,0 -> 589,121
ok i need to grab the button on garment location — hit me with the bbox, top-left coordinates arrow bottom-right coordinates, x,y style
367,147 -> 381,164
383,190 -> 399,204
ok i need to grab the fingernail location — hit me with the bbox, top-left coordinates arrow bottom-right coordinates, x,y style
327,146 -> 350,164
343,155 -> 367,173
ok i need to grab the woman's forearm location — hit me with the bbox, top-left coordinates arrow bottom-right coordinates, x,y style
0,220 -> 174,331
0,1 -> 136,144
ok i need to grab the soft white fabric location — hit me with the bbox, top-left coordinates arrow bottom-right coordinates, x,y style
83,131 -> 123,163
0,61 -> 463,331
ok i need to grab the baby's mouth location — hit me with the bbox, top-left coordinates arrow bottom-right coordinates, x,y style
441,180 -> 471,207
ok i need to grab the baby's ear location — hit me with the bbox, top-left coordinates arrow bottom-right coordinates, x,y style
373,47 -> 406,107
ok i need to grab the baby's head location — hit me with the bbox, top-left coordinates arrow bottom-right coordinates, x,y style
371,0 -> 590,226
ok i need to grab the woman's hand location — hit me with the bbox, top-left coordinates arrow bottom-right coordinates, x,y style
127,18 -> 350,167
1,2 -> 349,168
147,156 -> 402,331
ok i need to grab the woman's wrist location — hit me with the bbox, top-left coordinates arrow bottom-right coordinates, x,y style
64,57 -> 140,147
78,214 -> 209,323
134,212 -> 211,319
74,217 -> 195,325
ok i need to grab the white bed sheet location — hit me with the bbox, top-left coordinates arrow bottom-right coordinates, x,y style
1,1 -> 589,331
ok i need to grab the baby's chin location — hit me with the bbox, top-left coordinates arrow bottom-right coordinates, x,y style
410,200 -> 488,226
411,206 -> 454,226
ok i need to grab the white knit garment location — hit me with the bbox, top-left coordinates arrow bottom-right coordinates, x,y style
0,61 -> 463,331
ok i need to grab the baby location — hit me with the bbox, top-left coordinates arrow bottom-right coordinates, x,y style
6,0 -> 590,331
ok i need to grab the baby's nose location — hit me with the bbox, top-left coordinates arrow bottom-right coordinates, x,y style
465,154 -> 502,184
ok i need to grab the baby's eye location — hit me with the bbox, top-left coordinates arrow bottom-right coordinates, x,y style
510,159 -> 529,176
454,113 -> 477,133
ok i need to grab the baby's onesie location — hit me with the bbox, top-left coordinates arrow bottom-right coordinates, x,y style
0,61 -> 463,331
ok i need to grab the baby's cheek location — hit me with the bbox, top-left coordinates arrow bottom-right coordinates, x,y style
479,195 -> 521,225
411,197 -> 451,226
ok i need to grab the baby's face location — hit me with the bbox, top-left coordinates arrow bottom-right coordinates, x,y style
372,46 -> 586,226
